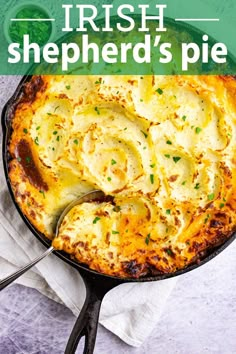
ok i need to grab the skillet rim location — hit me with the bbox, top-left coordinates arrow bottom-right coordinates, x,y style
2,14 -> 236,282
2,74 -> 236,283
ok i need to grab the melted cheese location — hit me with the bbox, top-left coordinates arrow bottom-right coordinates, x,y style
8,75 -> 236,278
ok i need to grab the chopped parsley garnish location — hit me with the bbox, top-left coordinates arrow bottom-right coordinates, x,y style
182,115 -> 187,122
34,137 -> 39,146
140,99 -> 143,102
173,156 -> 181,163
145,233 -> 151,245
56,136 -> 60,142
111,159 -> 117,165
156,88 -> 163,95
166,209 -> 171,215
141,130 -> 148,138
36,126 -> 41,130
150,163 -> 156,168
107,177 -> 112,181
112,230 -> 119,234
39,190 -> 45,198
194,183 -> 200,190
95,78 -> 102,84
9,8 -> 52,47
208,193 -> 215,201
65,85 -> 71,90
124,127 -> 127,131
25,156 -> 31,164
204,214 -> 210,224
47,112 -> 52,116
23,128 -> 28,134
113,206 -> 121,212
53,131 -> 58,135
165,248 -> 174,256
182,181 -> 186,186
95,107 -> 100,115
195,127 -> 202,134
93,217 -> 101,224
165,154 -> 170,158
150,174 -> 154,184
17,157 -> 21,162
54,106 -> 60,112
74,139 -> 79,145
220,203 -> 225,208
143,146 -> 147,150
166,140 -> 172,145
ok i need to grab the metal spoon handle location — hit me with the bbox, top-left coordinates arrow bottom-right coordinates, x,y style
0,190 -> 105,291
0,246 -> 54,291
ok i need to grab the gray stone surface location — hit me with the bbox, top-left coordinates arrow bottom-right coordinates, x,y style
0,76 -> 236,353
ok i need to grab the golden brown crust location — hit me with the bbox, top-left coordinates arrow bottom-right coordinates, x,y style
7,74 -> 236,278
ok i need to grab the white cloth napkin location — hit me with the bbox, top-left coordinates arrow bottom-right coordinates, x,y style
0,76 -> 177,347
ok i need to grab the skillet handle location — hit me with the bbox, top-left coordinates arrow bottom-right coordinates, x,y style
65,271 -> 122,354
65,285 -> 102,354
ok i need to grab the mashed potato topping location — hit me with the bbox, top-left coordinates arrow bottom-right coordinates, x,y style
8,75 -> 236,277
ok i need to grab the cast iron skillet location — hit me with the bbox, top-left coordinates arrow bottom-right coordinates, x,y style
2,75 -> 236,354
2,17 -> 236,353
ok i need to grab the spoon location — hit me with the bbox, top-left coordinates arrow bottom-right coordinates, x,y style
0,190 -> 105,291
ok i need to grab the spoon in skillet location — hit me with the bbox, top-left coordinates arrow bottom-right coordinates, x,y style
0,190 -> 105,291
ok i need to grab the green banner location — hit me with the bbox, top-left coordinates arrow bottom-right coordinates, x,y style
1,0 -> 235,75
